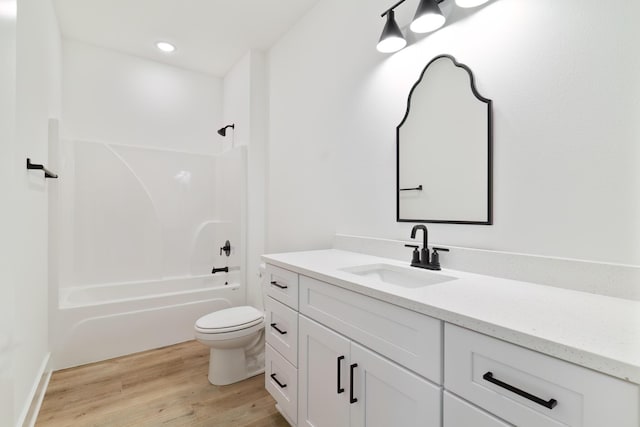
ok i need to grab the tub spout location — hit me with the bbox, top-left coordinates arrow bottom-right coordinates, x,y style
211,266 -> 229,274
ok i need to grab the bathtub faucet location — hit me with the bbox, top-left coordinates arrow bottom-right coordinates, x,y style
211,266 -> 229,274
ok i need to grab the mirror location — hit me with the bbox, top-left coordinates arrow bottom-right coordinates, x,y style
397,55 -> 492,225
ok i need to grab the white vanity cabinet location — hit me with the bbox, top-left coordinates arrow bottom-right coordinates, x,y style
263,259 -> 640,427
445,324 -> 640,427
443,392 -> 511,427
298,275 -> 442,384
264,264 -> 300,425
298,315 -> 441,427
265,264 -> 299,309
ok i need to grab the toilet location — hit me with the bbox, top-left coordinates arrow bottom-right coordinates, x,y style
194,305 -> 265,386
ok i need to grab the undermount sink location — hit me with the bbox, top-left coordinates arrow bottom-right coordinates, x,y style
340,263 -> 456,288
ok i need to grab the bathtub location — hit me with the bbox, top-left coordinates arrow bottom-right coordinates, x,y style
52,272 -> 245,370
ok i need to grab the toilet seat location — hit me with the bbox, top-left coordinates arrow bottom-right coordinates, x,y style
195,306 -> 264,334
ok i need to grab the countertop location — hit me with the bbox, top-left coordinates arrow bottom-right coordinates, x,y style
262,249 -> 640,384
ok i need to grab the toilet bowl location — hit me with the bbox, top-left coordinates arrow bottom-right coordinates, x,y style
194,305 -> 265,385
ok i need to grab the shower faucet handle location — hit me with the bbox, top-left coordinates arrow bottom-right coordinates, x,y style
220,240 -> 231,257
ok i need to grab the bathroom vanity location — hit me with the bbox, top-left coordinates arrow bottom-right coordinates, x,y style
262,249 -> 639,427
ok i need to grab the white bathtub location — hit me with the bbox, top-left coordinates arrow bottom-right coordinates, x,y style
52,273 -> 245,370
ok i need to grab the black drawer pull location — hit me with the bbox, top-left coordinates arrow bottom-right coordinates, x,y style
349,363 -> 358,404
270,281 -> 288,289
270,373 -> 287,389
483,372 -> 557,409
270,323 -> 287,335
337,356 -> 345,394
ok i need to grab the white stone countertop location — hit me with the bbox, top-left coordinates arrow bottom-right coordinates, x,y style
262,249 -> 640,384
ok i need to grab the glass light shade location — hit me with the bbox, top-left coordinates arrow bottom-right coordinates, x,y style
410,0 -> 446,33
455,0 -> 489,7
377,10 -> 407,53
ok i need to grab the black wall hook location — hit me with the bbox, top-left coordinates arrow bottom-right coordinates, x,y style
26,158 -> 58,179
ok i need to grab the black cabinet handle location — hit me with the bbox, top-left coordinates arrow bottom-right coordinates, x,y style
270,373 -> 287,389
270,281 -> 288,289
337,356 -> 345,394
349,363 -> 358,404
270,323 -> 287,335
483,372 -> 557,409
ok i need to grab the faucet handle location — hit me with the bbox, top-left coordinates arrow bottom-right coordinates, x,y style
404,244 -> 420,264
430,247 -> 449,269
220,240 -> 231,257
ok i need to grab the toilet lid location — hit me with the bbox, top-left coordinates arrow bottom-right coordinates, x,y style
196,306 -> 264,331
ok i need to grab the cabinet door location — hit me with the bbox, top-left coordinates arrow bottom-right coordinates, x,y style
350,342 -> 441,427
299,315 -> 351,427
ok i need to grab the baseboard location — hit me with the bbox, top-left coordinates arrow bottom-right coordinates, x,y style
17,352 -> 51,427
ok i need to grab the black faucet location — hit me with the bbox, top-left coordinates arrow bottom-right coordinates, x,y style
405,225 -> 449,271
410,225 -> 430,265
211,266 -> 229,274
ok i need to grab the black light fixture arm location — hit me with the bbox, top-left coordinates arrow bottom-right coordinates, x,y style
381,0 -> 407,17
26,158 -> 58,179
380,0 -> 445,16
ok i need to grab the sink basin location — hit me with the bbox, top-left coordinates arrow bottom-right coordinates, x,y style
340,263 -> 456,288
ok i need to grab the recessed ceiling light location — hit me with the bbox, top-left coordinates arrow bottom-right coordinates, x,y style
156,41 -> 176,53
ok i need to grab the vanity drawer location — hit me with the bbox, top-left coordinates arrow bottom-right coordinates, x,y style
299,275 -> 442,384
265,296 -> 299,366
265,343 -> 298,425
444,324 -> 640,427
266,264 -> 299,310
444,392 -> 511,427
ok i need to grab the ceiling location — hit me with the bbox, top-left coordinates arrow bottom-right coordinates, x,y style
53,0 -> 320,77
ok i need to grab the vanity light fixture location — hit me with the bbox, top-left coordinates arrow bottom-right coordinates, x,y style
377,0 -> 489,53
377,9 -> 407,53
410,0 -> 446,34
156,41 -> 176,53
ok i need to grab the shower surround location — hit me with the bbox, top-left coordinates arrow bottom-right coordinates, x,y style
50,139 -> 246,369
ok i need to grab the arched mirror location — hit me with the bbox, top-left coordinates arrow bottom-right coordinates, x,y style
397,55 -> 492,224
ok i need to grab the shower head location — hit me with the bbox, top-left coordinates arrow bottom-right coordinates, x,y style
217,124 -> 234,137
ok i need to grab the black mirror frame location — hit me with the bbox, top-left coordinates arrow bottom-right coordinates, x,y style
396,54 -> 493,225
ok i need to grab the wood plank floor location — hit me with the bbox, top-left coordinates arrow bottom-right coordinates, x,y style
36,341 -> 289,427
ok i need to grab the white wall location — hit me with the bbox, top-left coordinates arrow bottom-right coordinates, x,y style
0,0 -> 61,425
267,0 -> 640,265
62,39 -> 223,154
0,1 -> 18,424
223,51 -> 268,309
